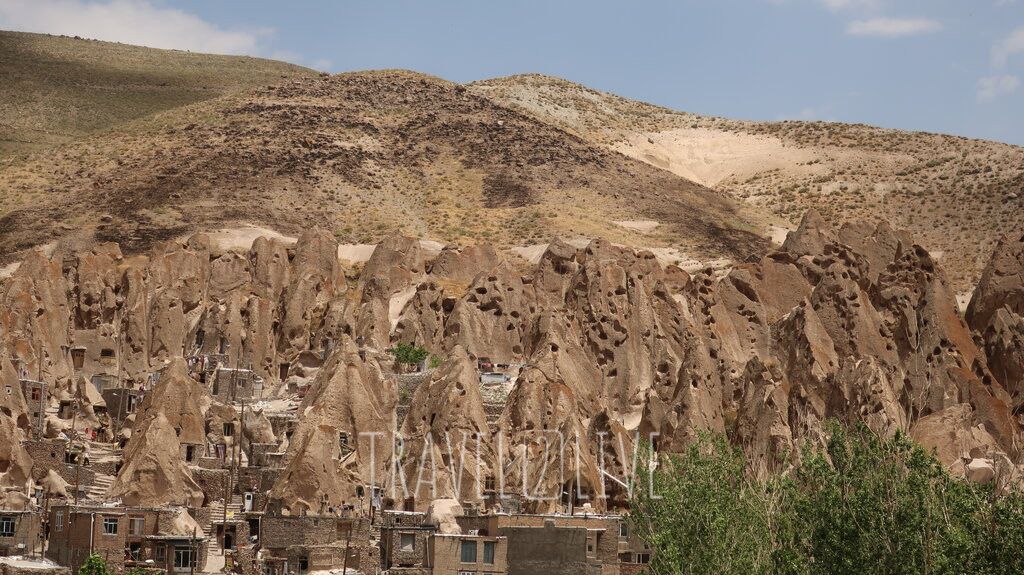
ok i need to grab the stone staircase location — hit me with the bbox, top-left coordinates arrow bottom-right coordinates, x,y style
84,472 -> 115,501
201,496 -> 243,573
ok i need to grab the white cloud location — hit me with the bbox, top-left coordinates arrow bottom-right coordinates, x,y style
0,0 -> 271,55
991,26 -> 1024,67
310,59 -> 333,72
976,74 -> 1021,102
819,0 -> 881,11
846,17 -> 943,37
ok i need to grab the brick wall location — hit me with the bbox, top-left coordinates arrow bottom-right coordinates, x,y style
23,440 -> 97,491
428,534 -> 508,575
190,468 -> 230,505
500,522 -> 597,575
47,507 -> 127,574
458,514 -> 623,575
0,512 -> 41,556
261,515 -> 369,552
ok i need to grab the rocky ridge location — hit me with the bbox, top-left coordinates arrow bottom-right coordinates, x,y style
0,211 -> 1022,512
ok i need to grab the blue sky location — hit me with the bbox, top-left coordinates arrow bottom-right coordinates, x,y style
2,0 -> 1022,145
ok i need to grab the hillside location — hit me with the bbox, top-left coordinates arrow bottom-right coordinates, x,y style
0,31 -> 316,158
469,74 -> 1024,293
0,68 -> 767,266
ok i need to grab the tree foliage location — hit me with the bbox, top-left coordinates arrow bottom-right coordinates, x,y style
632,423 -> 1024,575
387,342 -> 429,366
78,554 -> 114,575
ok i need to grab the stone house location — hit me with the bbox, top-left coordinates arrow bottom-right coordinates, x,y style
380,511 -> 433,572
427,533 -> 507,575
0,511 -> 41,556
47,505 -> 208,574
457,514 -> 638,575
46,505 -> 127,573
260,514 -> 373,574
18,379 -> 46,438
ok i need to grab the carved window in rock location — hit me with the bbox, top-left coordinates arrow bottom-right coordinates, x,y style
400,533 -> 415,553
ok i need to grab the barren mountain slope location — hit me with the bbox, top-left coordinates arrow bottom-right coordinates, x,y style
0,31 -> 317,158
0,69 -> 767,265
469,74 -> 1024,292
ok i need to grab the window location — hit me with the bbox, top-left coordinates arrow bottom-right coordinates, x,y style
185,445 -> 195,462
484,475 -> 496,492
636,552 -> 651,564
174,547 -> 193,570
129,517 -> 145,535
399,533 -> 415,553
129,543 -> 142,561
0,516 -> 15,537
55,511 -> 64,531
30,387 -> 40,401
100,348 -> 116,359
223,422 -> 234,437
103,517 -> 118,535
483,541 -> 495,564
71,348 -> 85,370
460,540 -> 477,563
155,545 -> 165,562
619,521 -> 628,538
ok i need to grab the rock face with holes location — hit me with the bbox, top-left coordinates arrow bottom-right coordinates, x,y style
395,347 -> 494,510
967,233 -> 1024,414
1,210 -> 1023,512
268,337 -> 397,514
109,357 -> 210,506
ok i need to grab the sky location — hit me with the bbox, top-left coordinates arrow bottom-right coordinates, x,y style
2,0 -> 1023,145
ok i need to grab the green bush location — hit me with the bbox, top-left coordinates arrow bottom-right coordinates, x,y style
387,342 -> 429,366
632,422 -> 1024,575
78,555 -> 113,575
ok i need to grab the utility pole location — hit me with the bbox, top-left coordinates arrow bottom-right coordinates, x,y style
71,399 -> 81,504
342,521 -> 352,574
190,526 -> 197,575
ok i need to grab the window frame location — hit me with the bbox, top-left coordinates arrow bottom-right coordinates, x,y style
0,516 -> 15,537
173,546 -> 194,570
483,540 -> 496,564
399,532 -> 416,553
129,516 -> 145,536
102,516 -> 119,535
460,540 -> 478,563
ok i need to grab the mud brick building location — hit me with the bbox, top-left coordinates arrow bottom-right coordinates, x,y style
260,514 -> 374,574
457,514 -> 640,575
0,511 -> 41,556
427,533 -> 508,575
210,368 -> 263,402
100,388 -> 141,425
18,379 -> 46,438
380,510 -> 433,572
46,505 -> 126,573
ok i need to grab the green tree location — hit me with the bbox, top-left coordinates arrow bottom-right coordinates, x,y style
78,554 -> 113,575
632,433 -> 776,575
632,422 -> 1024,575
388,342 -> 429,366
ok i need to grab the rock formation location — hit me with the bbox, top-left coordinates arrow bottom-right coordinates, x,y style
1,209 -> 1023,511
